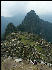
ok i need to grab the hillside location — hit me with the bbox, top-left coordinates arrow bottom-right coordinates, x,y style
1,31 -> 52,63
17,10 -> 52,42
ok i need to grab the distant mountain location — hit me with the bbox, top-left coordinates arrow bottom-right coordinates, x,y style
39,14 -> 52,23
17,10 -> 52,42
1,13 -> 25,35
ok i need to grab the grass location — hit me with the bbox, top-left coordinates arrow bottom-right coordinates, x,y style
19,34 -> 35,46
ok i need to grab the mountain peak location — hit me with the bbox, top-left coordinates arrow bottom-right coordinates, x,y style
27,10 -> 36,15
30,10 -> 35,13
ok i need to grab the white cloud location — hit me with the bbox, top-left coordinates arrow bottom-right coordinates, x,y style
1,1 -> 52,17
26,1 -> 52,15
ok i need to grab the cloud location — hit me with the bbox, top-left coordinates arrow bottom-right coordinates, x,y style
1,1 -> 52,17
1,1 -> 29,17
26,1 -> 52,15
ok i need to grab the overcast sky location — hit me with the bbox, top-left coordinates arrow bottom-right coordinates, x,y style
1,1 -> 52,17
